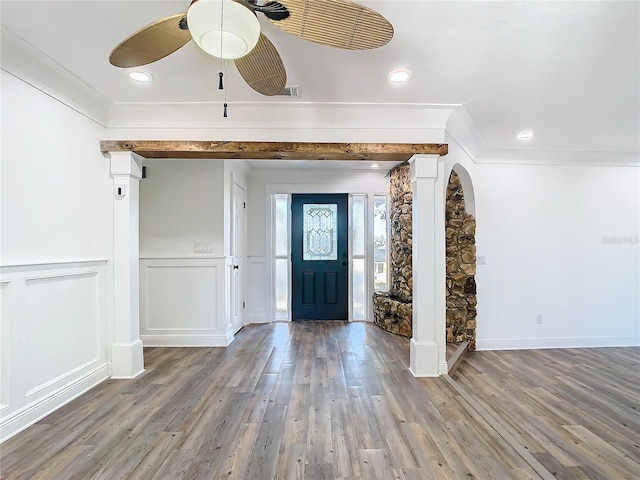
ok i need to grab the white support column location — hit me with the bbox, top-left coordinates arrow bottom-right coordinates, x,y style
409,154 -> 448,377
109,151 -> 145,379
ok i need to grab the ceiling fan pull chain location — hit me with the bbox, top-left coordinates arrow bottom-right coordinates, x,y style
220,0 -> 227,117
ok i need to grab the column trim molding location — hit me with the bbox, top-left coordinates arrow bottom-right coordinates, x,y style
409,154 -> 441,180
109,151 -> 144,179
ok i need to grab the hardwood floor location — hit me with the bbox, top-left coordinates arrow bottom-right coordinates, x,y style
1,322 -> 638,479
452,347 -> 640,480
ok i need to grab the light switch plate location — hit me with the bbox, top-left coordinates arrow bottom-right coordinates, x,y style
193,242 -> 212,253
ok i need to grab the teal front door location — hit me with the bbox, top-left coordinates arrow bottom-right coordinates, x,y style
291,194 -> 348,320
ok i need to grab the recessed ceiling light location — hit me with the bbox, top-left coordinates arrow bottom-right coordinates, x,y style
388,70 -> 411,84
517,130 -> 534,141
370,163 -> 380,169
128,71 -> 152,82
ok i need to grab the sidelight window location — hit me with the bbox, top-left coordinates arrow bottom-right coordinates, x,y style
373,195 -> 389,291
351,195 -> 366,320
273,194 -> 289,320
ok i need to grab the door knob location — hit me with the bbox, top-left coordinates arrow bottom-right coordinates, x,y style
233,265 -> 239,270
342,262 -> 347,266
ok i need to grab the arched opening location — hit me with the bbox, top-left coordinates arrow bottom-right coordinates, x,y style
445,165 -> 477,351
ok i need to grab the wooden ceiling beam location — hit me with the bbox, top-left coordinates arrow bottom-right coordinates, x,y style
99,140 -> 448,161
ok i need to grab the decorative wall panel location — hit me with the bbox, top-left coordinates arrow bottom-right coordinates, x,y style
140,258 -> 231,346
0,261 -> 109,443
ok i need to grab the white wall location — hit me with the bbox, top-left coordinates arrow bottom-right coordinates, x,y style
138,159 -> 233,346
1,72 -> 111,265
474,162 -> 640,349
140,160 -> 225,258
0,71 -> 111,442
246,168 -> 392,323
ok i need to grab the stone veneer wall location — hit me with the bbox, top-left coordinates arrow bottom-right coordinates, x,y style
373,163 -> 413,337
445,171 -> 477,350
372,166 -> 478,346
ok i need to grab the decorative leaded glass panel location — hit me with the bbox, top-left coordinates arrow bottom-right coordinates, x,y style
303,203 -> 338,261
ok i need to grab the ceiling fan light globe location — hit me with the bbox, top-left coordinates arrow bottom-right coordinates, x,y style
187,0 -> 260,60
200,31 -> 248,59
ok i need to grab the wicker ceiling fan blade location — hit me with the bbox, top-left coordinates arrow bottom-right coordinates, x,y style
271,0 -> 393,50
235,33 -> 287,96
109,14 -> 192,68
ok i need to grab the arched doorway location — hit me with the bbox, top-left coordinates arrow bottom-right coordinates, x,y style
445,166 -> 477,351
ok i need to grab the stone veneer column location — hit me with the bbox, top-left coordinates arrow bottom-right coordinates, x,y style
445,171 -> 477,350
110,151 -> 145,379
409,154 -> 448,377
372,163 -> 413,337
389,164 -> 413,301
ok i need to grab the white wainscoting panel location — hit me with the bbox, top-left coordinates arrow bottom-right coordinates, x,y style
247,257 -> 269,323
0,260 -> 109,443
140,258 -> 233,346
23,272 -> 100,395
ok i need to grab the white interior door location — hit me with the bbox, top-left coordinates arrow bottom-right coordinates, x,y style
231,181 -> 246,333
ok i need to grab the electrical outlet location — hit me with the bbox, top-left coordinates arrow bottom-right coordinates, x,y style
536,314 -> 543,324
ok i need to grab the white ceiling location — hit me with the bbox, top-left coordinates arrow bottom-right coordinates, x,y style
1,0 -> 639,163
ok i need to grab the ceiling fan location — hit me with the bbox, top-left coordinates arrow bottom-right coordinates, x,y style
109,0 -> 394,96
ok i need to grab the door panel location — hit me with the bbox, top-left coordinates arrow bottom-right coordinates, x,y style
324,272 -> 338,304
231,182 -> 245,333
291,194 -> 348,320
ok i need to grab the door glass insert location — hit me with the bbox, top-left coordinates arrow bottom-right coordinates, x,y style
303,204 -> 338,261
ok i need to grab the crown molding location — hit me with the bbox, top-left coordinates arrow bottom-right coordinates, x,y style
446,106 -> 639,167
106,101 -> 454,131
475,149 -> 640,167
445,107 -> 487,161
1,26 -> 110,125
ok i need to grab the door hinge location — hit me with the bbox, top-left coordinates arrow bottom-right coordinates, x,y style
243,202 -> 246,209
243,301 -> 246,309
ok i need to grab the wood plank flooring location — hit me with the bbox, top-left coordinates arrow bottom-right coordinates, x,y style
452,347 -> 640,480
1,322 -> 638,479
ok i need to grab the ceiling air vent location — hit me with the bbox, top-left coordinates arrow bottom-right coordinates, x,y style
278,85 -> 301,97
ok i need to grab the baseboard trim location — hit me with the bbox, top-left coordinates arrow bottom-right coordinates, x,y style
248,313 -> 271,324
0,363 -> 109,444
476,336 -> 640,351
141,334 -> 233,347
